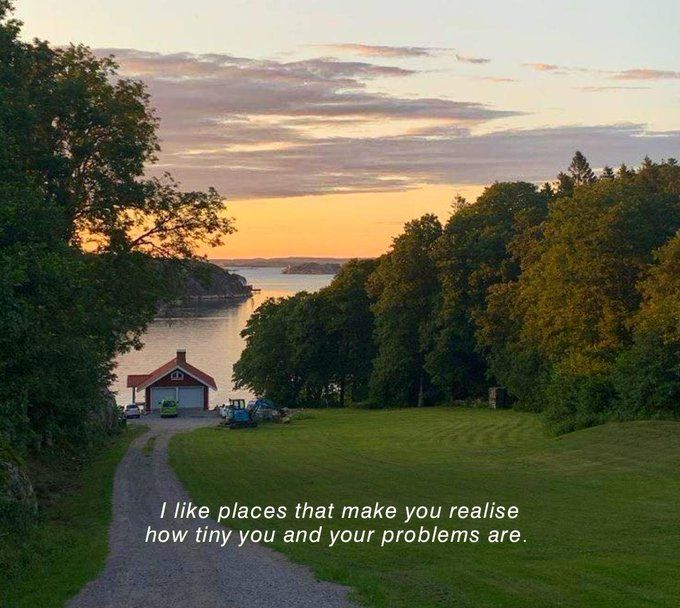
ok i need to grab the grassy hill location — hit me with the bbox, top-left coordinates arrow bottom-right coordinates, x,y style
170,408 -> 680,607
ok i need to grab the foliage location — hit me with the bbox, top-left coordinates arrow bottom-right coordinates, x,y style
367,215 -> 442,406
427,182 -> 549,399
234,259 -> 378,407
613,231 -> 680,418
234,153 -> 680,433
0,1 -> 233,459
0,426 -> 145,607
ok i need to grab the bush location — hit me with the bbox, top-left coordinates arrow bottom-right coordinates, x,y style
613,332 -> 680,420
543,371 -> 614,434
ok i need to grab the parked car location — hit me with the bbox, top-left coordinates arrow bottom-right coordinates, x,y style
124,403 -> 141,419
160,399 -> 179,418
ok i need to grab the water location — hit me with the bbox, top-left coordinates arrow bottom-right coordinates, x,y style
111,267 -> 334,406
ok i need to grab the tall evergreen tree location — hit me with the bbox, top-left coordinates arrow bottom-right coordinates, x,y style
568,151 -> 597,186
601,166 -> 615,179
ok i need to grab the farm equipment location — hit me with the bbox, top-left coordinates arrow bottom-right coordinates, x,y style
228,407 -> 257,429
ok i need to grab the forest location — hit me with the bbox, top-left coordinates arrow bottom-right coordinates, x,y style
234,154 -> 680,433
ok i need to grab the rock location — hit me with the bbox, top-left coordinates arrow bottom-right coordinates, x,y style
0,441 -> 37,529
182,262 -> 252,300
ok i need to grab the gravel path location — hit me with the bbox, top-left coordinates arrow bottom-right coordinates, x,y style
69,412 -> 356,608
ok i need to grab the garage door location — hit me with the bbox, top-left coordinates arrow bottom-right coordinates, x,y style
178,387 -> 204,408
150,387 -> 176,409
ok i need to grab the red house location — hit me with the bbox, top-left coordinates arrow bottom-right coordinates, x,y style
126,349 -> 217,412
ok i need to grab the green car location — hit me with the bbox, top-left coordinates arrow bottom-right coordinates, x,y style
159,399 -> 179,418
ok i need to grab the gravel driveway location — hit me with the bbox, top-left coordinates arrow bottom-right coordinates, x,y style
68,411 -> 356,608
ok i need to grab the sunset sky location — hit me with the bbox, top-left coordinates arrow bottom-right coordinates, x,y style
17,0 -> 680,257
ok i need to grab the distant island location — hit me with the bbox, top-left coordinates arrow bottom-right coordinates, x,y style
282,262 -> 341,275
211,257 -> 354,268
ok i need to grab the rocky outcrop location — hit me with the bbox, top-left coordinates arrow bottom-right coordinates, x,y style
282,262 -> 341,275
182,262 -> 252,300
0,442 -> 37,528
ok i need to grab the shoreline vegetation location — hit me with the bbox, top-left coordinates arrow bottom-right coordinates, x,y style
163,259 -> 253,302
282,262 -> 342,275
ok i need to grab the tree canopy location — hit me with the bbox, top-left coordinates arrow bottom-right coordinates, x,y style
234,152 -> 680,434
0,1 -> 233,451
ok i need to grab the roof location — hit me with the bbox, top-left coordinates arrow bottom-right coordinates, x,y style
127,374 -> 150,388
126,355 -> 217,391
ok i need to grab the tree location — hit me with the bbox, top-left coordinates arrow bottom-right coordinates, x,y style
368,215 -> 442,406
0,2 -> 234,450
568,151 -> 596,186
234,293 -> 339,407
427,182 -> 550,400
321,259 -> 378,405
478,167 -> 680,431
555,172 -> 574,197
601,166 -> 615,179
614,231 -> 680,418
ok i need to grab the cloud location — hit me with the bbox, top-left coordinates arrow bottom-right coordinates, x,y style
524,62 -> 680,81
611,69 -> 680,80
455,54 -> 490,64
476,76 -> 518,83
524,62 -> 562,72
99,49 -> 679,199
312,44 -> 491,64
579,85 -> 650,92
310,43 -> 448,58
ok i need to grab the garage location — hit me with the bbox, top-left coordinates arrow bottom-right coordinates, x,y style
127,349 -> 217,412
150,387 -> 177,409
177,387 -> 204,408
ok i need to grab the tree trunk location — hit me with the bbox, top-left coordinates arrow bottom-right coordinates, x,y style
417,372 -> 424,408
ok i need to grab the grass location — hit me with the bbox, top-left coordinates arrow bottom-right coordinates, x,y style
142,434 -> 156,456
0,425 -> 146,608
170,407 -> 680,608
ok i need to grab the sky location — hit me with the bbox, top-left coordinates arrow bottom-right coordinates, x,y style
16,0 -> 680,257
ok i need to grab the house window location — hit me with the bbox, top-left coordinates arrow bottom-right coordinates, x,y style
171,370 -> 184,381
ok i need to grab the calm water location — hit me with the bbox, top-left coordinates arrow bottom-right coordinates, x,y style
111,267 -> 333,406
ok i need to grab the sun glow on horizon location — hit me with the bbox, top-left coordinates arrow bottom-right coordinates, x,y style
204,183 -> 485,258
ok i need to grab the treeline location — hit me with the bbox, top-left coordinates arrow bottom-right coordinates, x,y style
0,0 -> 230,458
234,154 -> 680,433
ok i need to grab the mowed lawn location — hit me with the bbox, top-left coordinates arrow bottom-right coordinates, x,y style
170,408 -> 680,608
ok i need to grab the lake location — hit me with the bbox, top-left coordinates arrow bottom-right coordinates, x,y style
111,267 -> 334,406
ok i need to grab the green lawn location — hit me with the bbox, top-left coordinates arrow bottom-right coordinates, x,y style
170,408 -> 680,608
0,425 -> 146,608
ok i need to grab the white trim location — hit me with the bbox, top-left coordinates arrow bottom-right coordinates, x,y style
137,364 -> 216,391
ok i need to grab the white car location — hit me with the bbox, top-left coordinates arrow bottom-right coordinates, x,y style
124,403 -> 142,419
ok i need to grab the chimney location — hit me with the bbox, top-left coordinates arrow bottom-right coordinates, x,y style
176,349 -> 186,364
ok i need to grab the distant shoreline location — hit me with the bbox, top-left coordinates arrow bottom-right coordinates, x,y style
211,257 -> 364,268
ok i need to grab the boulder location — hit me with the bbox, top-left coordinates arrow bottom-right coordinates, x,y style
0,442 -> 37,529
